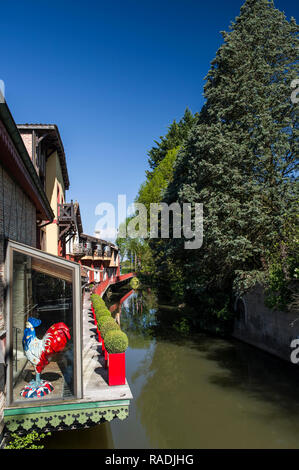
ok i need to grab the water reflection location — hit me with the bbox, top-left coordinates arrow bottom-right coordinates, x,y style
44,420 -> 114,449
46,287 -> 299,449
110,289 -> 299,449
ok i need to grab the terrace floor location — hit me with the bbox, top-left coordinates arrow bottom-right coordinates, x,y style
82,291 -> 133,402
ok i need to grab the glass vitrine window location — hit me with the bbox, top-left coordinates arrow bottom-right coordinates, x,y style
6,240 -> 82,405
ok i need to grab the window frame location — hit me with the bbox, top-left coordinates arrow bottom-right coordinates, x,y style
5,239 -> 83,407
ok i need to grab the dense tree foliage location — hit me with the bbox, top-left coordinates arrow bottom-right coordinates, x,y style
138,147 -> 179,213
118,0 -> 298,329
147,108 -> 199,172
162,0 -> 298,315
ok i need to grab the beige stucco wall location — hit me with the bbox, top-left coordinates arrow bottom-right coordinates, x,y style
19,131 -> 33,162
45,151 -> 65,256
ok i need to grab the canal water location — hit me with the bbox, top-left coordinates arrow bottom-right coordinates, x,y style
44,286 -> 299,449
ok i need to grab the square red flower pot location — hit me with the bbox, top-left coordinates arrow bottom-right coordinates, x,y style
91,305 -> 97,326
108,352 -> 126,386
97,328 -> 102,344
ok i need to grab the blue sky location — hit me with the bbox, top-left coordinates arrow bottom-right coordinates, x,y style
1,0 -> 298,240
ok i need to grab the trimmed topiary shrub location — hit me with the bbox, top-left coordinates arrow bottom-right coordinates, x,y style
104,330 -> 129,354
101,319 -> 120,338
93,297 -> 112,324
95,304 -> 109,315
97,314 -> 113,330
92,300 -> 105,310
91,294 -> 105,306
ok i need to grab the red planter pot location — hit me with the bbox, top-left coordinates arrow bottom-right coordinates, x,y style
108,352 -> 126,386
91,305 -> 97,326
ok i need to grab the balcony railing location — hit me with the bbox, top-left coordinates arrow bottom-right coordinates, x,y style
72,244 -> 113,258
94,249 -> 103,257
73,243 -> 88,255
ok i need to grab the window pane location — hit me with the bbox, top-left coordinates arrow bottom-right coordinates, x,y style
12,250 -> 74,403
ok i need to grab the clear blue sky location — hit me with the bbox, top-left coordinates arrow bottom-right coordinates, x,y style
1,0 -> 298,240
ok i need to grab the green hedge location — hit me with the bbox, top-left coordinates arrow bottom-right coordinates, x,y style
91,294 -> 112,324
104,330 -> 129,354
101,318 -> 120,338
91,293 -> 129,353
97,315 -> 114,330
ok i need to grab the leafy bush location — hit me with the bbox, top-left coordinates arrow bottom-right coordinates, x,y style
101,319 -> 120,338
264,263 -> 294,311
104,330 -> 129,354
5,431 -> 51,449
92,294 -> 112,324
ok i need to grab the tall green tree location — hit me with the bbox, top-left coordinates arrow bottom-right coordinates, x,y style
147,108 -> 199,172
161,0 -> 298,311
137,147 -> 179,215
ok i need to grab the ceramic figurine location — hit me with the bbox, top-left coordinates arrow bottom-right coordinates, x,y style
20,317 -> 70,398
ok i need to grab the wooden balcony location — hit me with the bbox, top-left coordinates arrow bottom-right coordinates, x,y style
75,247 -> 113,260
58,202 -> 76,240
72,243 -> 86,256
72,243 -> 92,256
58,202 -> 75,222
94,249 -> 103,257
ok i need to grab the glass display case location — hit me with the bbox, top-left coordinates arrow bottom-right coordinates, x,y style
5,240 -> 82,406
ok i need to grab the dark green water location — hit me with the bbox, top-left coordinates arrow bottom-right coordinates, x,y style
44,287 -> 299,449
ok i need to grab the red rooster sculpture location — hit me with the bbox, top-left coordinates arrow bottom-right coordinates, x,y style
21,317 -> 71,398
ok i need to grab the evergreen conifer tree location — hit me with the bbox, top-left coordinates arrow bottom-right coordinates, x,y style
147,108 -> 199,172
160,0 -> 298,311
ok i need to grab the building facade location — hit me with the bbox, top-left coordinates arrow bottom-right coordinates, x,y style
17,124 -> 70,256
0,103 -> 54,437
68,232 -> 120,283
0,102 -> 129,444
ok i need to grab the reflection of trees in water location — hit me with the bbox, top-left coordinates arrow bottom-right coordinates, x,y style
120,290 -> 158,340
133,330 -> 299,448
107,287 -> 299,448
108,286 -> 191,343
200,338 -> 299,416
44,421 -> 114,449
132,339 -> 196,448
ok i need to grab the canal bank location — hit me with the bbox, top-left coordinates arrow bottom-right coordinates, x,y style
43,285 -> 299,449
233,284 -> 299,363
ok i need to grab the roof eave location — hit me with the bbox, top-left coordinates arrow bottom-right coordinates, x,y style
0,104 -> 54,222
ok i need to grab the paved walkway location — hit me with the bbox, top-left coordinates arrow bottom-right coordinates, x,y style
82,292 -> 132,402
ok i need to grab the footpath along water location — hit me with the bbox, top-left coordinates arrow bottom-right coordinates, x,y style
44,287 -> 299,449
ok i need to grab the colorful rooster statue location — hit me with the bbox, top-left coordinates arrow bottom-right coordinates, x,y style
21,317 -> 71,399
